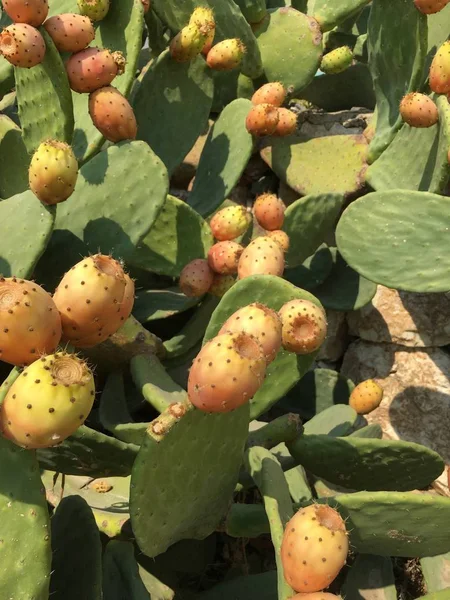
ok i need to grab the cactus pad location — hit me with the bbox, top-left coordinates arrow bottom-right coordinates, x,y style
0,115 -> 29,198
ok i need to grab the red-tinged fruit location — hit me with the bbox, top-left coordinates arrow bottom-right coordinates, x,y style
414,0 -> 450,14
189,6 -> 215,56
246,103 -> 279,136
290,593 -> 341,599
209,274 -> 235,297
238,236 -> 285,279
429,40 -> 450,94
0,352 -> 95,448
179,258 -> 214,297
279,299 -> 327,355
210,205 -> 251,241
281,504 -> 349,593
273,108 -> 297,136
206,38 -> 246,71
399,93 -> 438,128
0,277 -> 61,366
2,0 -> 48,26
253,193 -> 286,230
142,0 -> 150,13
207,241 -> 243,275
89,86 -> 137,142
188,332 -> 266,412
267,230 -> 290,253
77,0 -> 109,22
0,23 -> 45,68
66,47 -> 125,94
43,13 -> 95,53
218,302 -> 282,364
29,139 -> 78,205
349,379 -> 384,415
251,82 -> 286,107
170,23 -> 209,63
53,254 -> 132,348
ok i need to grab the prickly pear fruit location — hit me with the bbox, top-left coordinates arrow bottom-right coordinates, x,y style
246,103 -> 280,136
281,504 -> 349,593
399,93 -> 438,128
210,205 -> 251,241
53,254 -> 133,348
0,277 -> 61,366
209,274 -> 235,297
89,86 -> 137,142
218,302 -> 282,364
349,379 -> 384,415
77,0 -> 110,22
253,193 -> 286,231
430,41 -> 450,94
273,108 -> 297,137
206,38 -> 246,71
28,140 -> 78,205
278,299 -> 327,355
188,332 -> 266,412
66,47 -> 125,94
414,0 -> 450,14
320,46 -> 353,75
267,230 -> 290,253
291,593 -> 340,599
189,7 -> 216,56
0,23 -> 45,68
141,0 -> 150,13
2,0 -> 48,26
207,241 -> 244,275
43,13 -> 95,53
238,236 -> 285,279
0,352 -> 95,449
169,23 -> 209,63
251,82 -> 286,107
179,259 -> 214,297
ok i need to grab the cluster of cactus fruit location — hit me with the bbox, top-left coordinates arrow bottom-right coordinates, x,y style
1,0 -> 450,598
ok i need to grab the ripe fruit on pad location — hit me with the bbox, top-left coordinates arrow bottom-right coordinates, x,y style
77,0 -> 110,22
290,594 -> 341,599
349,379 -> 384,415
267,230 -> 290,253
399,93 -> 438,128
43,14 -> 95,53
414,0 -> 450,14
209,274 -> 235,297
189,6 -> 215,56
238,236 -> 285,279
179,259 -> 214,297
246,103 -> 280,136
429,40 -> 450,94
206,38 -> 246,71
218,302 -> 282,364
66,47 -> 125,94
279,299 -> 327,354
2,0 -> 48,27
0,352 -> 95,449
29,140 -> 78,205
53,254 -> 133,348
0,277 -> 61,366
320,46 -> 353,75
273,108 -> 297,137
0,23 -> 45,68
188,332 -> 266,412
281,504 -> 349,593
142,0 -> 150,14
89,86 -> 137,142
207,241 -> 243,275
251,82 -> 286,107
253,193 -> 286,230
169,23 -> 209,63
210,205 -> 251,241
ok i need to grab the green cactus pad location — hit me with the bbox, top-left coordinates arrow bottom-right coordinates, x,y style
349,423 -> 383,439
282,193 -> 345,268
0,57 -> 14,98
103,541 -> 150,599
130,195 -> 213,277
49,496 -> 102,600
15,29 -> 74,154
0,115 -> 29,198
417,591 -> 450,600
309,0 -> 371,32
134,50 -> 213,176
303,404 -> 357,436
247,414 -> 302,449
421,553 -> 450,594
35,141 -> 168,289
211,70 -> 255,113
336,190 -> 450,292
0,436 -> 51,600
204,274 -> 323,419
188,99 -> 254,217
367,0 -> 427,162
253,7 -> 323,93
284,244 -> 334,290
287,435 -> 445,491
342,554 -> 396,600
130,401 -> 249,557
199,572 -> 277,600
261,133 -> 368,197
36,425 -> 139,477
133,287 -> 200,323
0,190 -> 55,278
366,96 -> 450,194
234,0 -> 267,24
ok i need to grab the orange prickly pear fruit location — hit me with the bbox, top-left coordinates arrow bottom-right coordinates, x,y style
251,82 -> 286,107
399,93 -> 438,128
246,103 -> 280,136
206,38 -> 246,71
349,379 -> 384,415
237,236 -> 285,279
179,259 -> 214,297
253,193 -> 286,230
429,40 -> 450,94
278,299 -> 327,355
210,205 -> 251,241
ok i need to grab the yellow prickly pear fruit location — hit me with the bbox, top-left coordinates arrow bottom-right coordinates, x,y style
349,379 -> 384,415
209,273 -> 235,297
278,299 -> 327,355
77,0 -> 110,22
210,205 -> 251,241
189,7 -> 215,55
170,23 -> 209,62
28,140 -> 78,205
206,38 -> 246,71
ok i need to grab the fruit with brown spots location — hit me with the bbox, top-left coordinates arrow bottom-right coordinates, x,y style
273,108 -> 298,136
246,103 -> 280,136
251,82 -> 286,107
0,23 -> 45,68
429,40 -> 450,94
208,273 -> 235,297
2,0 -> 48,27
179,258 -> 214,297
399,93 -> 438,128
43,13 -> 95,53
253,193 -> 286,230
66,47 -> 125,94
209,205 -> 251,241
414,0 -> 450,14
278,299 -> 327,354
28,139 -> 78,205
207,241 -> 244,275
89,86 -> 137,142
349,379 -> 384,415
237,236 -> 285,279
206,38 -> 246,71
267,230 -> 290,253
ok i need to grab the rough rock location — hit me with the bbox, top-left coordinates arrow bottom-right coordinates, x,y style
347,285 -> 450,347
317,309 -> 348,362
